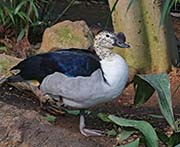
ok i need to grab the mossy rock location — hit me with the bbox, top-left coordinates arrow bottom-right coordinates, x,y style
39,20 -> 94,53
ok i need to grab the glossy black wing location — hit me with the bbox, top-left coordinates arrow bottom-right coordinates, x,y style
8,49 -> 101,83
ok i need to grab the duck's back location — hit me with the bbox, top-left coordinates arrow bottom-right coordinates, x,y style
8,49 -> 102,83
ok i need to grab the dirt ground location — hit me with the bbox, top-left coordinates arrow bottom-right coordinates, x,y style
0,1 -> 180,147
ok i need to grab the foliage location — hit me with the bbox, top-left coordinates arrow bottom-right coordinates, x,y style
98,73 -> 180,146
134,73 -> 177,130
0,0 -> 47,41
44,115 -> 56,122
109,115 -> 159,147
157,130 -> 180,147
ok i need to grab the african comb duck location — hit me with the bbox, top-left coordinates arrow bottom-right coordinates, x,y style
6,31 -> 130,136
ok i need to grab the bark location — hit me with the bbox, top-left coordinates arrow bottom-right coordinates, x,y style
108,0 -> 179,73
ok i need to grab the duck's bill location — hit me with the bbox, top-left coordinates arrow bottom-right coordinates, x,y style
114,41 -> 130,48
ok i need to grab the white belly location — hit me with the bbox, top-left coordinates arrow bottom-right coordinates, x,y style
62,54 -> 128,108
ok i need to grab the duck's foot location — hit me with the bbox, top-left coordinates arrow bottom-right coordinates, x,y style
42,97 -> 65,115
80,127 -> 104,137
79,110 -> 104,137
25,82 -> 65,114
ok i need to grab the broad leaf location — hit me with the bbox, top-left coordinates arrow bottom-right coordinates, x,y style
168,132 -> 180,147
137,73 -> 176,130
175,143 -> 180,147
109,115 -> 158,147
160,0 -> 170,26
44,115 -> 56,122
133,75 -> 155,106
106,129 -> 117,136
157,130 -> 169,146
117,130 -> 135,143
98,113 -> 111,122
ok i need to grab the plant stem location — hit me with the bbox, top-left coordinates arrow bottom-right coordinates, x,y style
52,0 -> 76,25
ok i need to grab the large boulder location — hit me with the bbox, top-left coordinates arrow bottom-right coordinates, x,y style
39,20 -> 94,53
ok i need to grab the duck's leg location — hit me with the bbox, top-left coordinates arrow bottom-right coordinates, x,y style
25,81 -> 65,114
79,110 -> 104,136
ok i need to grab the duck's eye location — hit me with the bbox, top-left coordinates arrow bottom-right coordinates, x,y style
106,34 -> 110,37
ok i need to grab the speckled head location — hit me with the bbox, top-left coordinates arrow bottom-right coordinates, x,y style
93,31 -> 130,59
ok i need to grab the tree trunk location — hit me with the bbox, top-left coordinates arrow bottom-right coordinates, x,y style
108,0 -> 179,73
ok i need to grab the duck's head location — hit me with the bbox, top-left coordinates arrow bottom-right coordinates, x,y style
94,31 -> 130,49
93,31 -> 130,59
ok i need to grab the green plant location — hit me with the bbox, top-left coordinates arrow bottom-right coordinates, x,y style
98,73 -> 179,146
0,0 -> 47,41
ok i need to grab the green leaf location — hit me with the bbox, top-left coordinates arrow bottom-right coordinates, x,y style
175,143 -> 180,147
4,7 -> 15,24
157,130 -> 180,146
30,2 -> 39,19
160,0 -> 170,26
133,75 -> 155,106
157,130 -> 169,145
117,130 -> 135,143
65,109 -> 80,116
44,115 -> 56,122
137,73 -> 176,130
104,0 -> 118,28
14,1 -> 27,14
0,46 -> 7,51
116,138 -> 139,147
175,119 -> 180,131
109,115 -> 158,147
149,114 -> 164,119
0,9 -> 5,25
98,113 -> 111,122
17,29 -> 25,42
17,11 -> 32,23
168,132 -> 180,147
106,129 -> 117,136
126,0 -> 136,13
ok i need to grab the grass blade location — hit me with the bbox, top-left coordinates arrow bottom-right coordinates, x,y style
14,1 -> 27,14
126,0 -> 136,13
104,0 -> 119,28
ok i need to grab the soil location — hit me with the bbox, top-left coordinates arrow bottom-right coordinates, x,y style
0,1 -> 180,147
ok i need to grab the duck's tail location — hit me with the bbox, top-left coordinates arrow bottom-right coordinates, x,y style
0,77 -> 7,84
0,75 -> 23,84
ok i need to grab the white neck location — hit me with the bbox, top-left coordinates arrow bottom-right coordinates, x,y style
100,54 -> 128,87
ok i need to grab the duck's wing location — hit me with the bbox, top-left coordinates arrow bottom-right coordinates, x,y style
40,69 -> 108,108
8,49 -> 102,83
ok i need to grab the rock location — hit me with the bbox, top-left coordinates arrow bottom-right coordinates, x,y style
0,54 -> 33,92
39,20 -> 94,53
0,54 -> 22,79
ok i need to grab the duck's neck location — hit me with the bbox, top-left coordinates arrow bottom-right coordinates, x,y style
93,45 -> 115,60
